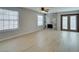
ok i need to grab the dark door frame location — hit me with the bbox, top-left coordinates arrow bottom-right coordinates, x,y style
61,14 -> 79,32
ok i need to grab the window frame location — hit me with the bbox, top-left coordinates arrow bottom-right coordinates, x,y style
61,14 -> 78,32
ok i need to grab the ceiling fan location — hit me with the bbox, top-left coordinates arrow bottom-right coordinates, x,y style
41,7 -> 49,12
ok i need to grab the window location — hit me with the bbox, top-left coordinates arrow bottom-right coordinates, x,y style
0,9 -> 19,32
37,15 -> 43,26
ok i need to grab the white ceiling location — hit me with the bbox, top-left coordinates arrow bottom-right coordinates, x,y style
27,7 -> 79,14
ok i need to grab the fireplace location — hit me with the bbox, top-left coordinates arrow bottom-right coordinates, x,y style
47,24 -> 53,29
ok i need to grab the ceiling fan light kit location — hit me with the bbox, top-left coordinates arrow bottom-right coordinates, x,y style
41,7 -> 49,13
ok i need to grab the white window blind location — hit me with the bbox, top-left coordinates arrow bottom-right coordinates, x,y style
0,9 -> 19,32
37,15 -> 43,26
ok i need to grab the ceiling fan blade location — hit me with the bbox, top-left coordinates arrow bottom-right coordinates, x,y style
45,9 -> 49,12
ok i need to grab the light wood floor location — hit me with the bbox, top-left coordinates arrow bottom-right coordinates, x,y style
0,29 -> 79,52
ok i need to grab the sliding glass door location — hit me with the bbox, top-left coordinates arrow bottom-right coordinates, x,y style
61,14 -> 77,32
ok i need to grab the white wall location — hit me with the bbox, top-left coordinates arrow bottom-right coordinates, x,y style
0,7 -> 44,41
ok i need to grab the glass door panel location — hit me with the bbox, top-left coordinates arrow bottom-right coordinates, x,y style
62,16 -> 68,29
70,15 -> 77,30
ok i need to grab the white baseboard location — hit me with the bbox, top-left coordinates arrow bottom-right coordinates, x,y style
0,30 -> 39,42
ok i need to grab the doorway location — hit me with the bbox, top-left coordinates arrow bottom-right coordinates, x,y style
61,14 -> 79,32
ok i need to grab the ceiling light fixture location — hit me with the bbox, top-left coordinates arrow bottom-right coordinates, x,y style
41,7 -> 49,13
